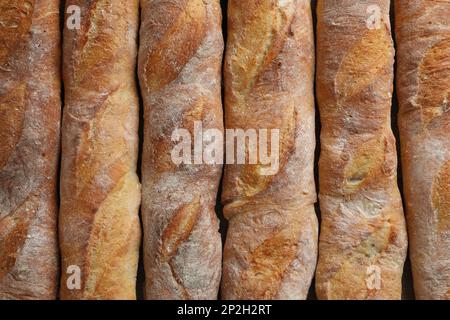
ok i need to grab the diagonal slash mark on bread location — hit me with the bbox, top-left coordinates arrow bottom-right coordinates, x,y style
336,27 -> 393,103
160,196 -> 201,299
83,172 -> 140,299
417,38 -> 450,128
226,1 -> 297,202
143,0 -> 207,93
238,211 -> 303,299
70,0 -> 118,85
228,1 -> 289,97
0,195 -> 37,279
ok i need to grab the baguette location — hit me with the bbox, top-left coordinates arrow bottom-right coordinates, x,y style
395,0 -> 450,300
138,0 -> 224,299
59,0 -> 141,300
0,0 -> 60,300
315,0 -> 408,300
221,0 -> 318,300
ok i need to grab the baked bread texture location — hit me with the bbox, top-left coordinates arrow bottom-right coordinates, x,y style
315,0 -> 408,300
0,0 -> 61,300
395,0 -> 450,300
221,0 -> 318,300
59,0 -> 141,300
138,0 -> 224,300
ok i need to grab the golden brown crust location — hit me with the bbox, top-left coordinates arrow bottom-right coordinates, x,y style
221,0 -> 318,300
0,0 -> 60,300
139,0 -> 224,300
59,0 -> 141,300
315,0 -> 408,300
395,0 -> 450,300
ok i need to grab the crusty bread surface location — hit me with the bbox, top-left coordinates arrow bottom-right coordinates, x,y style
395,0 -> 450,300
59,0 -> 141,300
139,0 -> 224,300
221,0 -> 318,300
0,0 -> 61,300
315,0 -> 408,300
